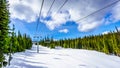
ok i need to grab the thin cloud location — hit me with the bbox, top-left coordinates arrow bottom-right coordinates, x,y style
59,29 -> 69,33
112,2 -> 120,22
102,31 -> 110,35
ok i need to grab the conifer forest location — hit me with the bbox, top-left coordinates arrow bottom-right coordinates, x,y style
40,30 -> 120,56
0,0 -> 32,67
0,0 -> 120,68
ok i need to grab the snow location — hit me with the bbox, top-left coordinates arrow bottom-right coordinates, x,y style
6,45 -> 120,68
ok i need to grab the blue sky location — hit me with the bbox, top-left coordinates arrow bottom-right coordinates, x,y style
8,0 -> 120,40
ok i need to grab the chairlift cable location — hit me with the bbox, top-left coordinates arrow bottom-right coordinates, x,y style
76,0 -> 120,22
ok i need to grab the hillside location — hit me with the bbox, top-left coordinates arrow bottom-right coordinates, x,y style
6,45 -> 120,68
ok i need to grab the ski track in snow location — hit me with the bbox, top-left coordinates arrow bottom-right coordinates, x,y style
6,45 -> 120,68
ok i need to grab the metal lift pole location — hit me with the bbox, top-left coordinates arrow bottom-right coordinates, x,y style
37,36 -> 39,53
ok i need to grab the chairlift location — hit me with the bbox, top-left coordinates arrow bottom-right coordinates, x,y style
33,34 -> 42,53
44,34 -> 51,43
45,39 -> 50,43
34,36 -> 39,38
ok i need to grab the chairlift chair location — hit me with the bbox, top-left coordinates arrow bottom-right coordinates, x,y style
45,39 -> 50,43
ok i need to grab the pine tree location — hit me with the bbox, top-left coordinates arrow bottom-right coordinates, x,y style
0,0 -> 10,66
39,28 -> 120,56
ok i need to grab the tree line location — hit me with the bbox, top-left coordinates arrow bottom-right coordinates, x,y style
0,0 -> 32,67
40,28 -> 120,56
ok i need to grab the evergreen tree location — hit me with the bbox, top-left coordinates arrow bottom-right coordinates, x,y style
39,28 -> 120,56
0,0 -> 9,66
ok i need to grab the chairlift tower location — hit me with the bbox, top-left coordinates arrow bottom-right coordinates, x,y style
7,25 -> 15,66
34,34 -> 42,53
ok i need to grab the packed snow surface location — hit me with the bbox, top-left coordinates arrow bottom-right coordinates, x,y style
6,45 -> 120,68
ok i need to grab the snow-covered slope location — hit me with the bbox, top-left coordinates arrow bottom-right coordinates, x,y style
6,45 -> 120,68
